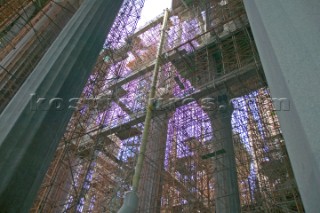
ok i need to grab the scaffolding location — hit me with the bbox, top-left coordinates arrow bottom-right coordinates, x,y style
28,0 -> 146,212
0,0 -> 305,212
0,0 -> 81,112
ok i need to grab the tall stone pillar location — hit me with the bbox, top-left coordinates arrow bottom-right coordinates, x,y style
0,0 -> 123,211
205,95 -> 240,213
137,113 -> 170,213
243,1 -> 320,212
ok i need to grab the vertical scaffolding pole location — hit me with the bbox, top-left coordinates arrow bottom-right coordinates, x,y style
118,8 -> 170,213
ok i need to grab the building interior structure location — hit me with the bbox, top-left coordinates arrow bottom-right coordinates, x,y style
0,0 -> 319,212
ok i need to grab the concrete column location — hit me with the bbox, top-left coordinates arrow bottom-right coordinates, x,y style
137,113 -> 170,213
0,0 -> 123,211
243,1 -> 320,212
205,96 -> 240,213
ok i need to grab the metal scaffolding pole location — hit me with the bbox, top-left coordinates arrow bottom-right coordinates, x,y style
117,8 -> 170,213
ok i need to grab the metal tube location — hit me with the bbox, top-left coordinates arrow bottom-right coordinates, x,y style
132,8 -> 170,191
117,8 -> 170,213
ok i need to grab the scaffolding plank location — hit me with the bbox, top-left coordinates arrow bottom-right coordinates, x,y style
201,149 -> 226,160
115,127 -> 141,140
